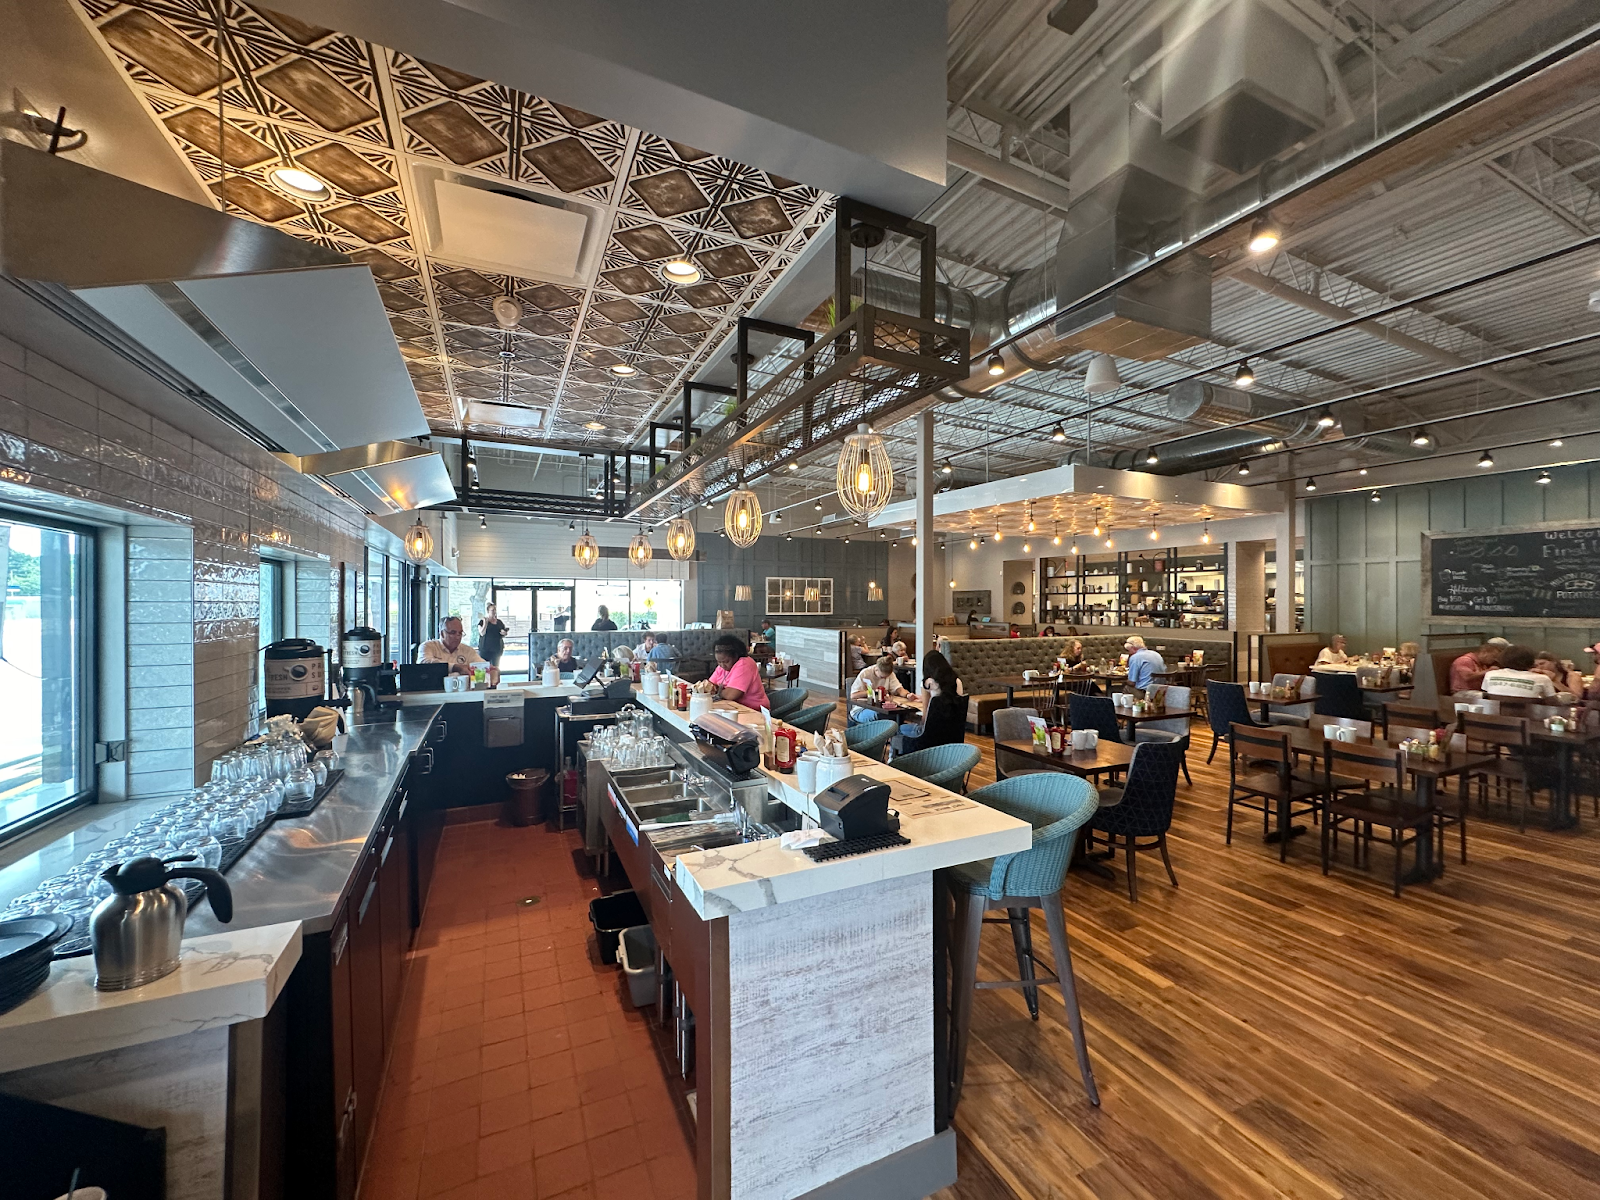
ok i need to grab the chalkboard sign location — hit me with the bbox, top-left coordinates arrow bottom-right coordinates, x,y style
1425,523 -> 1600,622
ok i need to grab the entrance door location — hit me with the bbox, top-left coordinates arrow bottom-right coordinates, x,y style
491,585 -> 533,677
533,586 -> 576,634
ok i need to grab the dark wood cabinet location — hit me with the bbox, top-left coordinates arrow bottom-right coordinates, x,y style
348,846 -> 385,1168
380,788 -> 412,1030
412,726 -> 446,927
327,910 -> 355,1200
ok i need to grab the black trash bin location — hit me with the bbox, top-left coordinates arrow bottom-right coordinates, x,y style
588,891 -> 646,964
504,769 -> 548,827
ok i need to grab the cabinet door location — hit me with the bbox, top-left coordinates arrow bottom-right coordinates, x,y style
328,910 -> 357,1200
349,848 -> 386,1163
412,723 -> 446,924
380,794 -> 412,1029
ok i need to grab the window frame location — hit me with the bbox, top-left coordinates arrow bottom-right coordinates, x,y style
0,508 -> 97,846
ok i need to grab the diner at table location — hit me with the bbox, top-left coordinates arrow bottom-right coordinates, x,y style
850,653 -> 912,722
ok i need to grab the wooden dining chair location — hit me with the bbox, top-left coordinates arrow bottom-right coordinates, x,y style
1320,741 -> 1436,897
1382,701 -> 1443,740
1458,712 -> 1550,832
1228,724 -> 1324,860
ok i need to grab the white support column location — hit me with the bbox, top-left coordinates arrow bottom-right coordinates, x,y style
915,410 -> 935,663
1274,477 -> 1298,633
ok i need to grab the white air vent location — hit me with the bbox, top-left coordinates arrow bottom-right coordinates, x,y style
465,400 -> 546,430
418,170 -> 599,286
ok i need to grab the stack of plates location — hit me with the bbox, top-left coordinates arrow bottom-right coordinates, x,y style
0,913 -> 73,1013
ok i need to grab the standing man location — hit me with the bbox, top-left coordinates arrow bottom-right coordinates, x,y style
1124,635 -> 1166,691
421,616 -> 499,683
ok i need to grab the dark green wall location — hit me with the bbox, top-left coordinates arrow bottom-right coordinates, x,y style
696,533 -> 889,629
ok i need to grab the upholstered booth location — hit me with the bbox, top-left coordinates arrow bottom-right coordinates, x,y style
526,628 -> 746,682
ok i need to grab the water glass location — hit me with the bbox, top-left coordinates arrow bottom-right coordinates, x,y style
283,767 -> 316,805
179,833 -> 223,870
310,757 -> 329,787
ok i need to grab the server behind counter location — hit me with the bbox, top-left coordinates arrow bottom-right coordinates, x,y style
420,616 -> 500,684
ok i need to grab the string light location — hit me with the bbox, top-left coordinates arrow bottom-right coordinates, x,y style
1200,519 -> 1212,545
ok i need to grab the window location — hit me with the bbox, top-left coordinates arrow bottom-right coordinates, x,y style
767,576 -> 832,615
387,558 -> 403,659
258,558 -> 286,706
0,514 -> 93,842
366,547 -> 385,635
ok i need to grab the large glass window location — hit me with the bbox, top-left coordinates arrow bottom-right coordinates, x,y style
0,515 -> 92,841
387,559 -> 403,659
258,558 -> 285,705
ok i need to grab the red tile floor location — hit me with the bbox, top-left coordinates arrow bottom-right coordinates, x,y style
360,818 -> 698,1200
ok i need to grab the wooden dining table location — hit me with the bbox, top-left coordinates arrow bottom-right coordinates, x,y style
994,736 -> 1134,780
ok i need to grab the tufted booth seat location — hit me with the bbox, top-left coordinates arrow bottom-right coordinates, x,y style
526,629 -> 745,682
942,633 -> 1233,731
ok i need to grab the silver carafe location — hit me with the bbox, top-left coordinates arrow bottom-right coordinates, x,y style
90,855 -> 233,991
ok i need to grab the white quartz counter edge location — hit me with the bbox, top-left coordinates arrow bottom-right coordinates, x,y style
398,682 -> 585,705
631,690 -> 1030,918
0,920 -> 302,1073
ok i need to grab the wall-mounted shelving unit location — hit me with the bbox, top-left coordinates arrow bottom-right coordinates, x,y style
1038,545 -> 1229,629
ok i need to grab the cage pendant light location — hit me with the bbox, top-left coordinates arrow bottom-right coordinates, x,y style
835,423 -> 893,519
666,514 -> 696,561
628,526 -> 653,568
403,517 -> 434,564
573,527 -> 600,570
724,485 -> 763,548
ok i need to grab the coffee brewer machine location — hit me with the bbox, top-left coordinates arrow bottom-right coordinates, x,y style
340,625 -> 399,716
262,637 -> 326,720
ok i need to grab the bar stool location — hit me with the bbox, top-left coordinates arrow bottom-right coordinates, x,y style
946,773 -> 1101,1112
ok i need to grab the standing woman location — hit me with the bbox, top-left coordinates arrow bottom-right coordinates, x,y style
477,602 -> 508,667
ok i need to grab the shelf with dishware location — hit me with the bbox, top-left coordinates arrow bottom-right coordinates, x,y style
1040,547 -> 1229,629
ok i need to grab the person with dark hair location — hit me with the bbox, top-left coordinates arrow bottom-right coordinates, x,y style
591,604 -> 618,631
896,652 -> 967,756
710,634 -> 768,709
1449,642 -> 1500,696
1481,644 -> 1556,699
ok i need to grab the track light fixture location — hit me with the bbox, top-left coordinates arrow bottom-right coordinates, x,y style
479,514 -> 487,528
1238,461 -> 1251,476
940,460 -> 954,475
1410,428 -> 1431,447
1370,490 -> 1382,503
1050,423 -> 1067,442
986,352 -> 1006,377
1537,470 -> 1552,485
1234,360 -> 1255,388
1478,449 -> 1495,468
1358,468 -> 1368,476
1316,408 -> 1337,429
1304,477 -> 1317,492
814,500 -> 824,511
1550,438 -> 1564,447
1247,211 -> 1282,254
1145,447 -> 1159,466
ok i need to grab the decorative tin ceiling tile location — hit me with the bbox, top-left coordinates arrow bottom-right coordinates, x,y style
549,102 -> 606,129
296,142 -> 394,195
613,224 -> 685,263
254,7 -> 332,46
585,325 -> 633,348
348,248 -> 417,280
591,298 -> 647,324
163,109 -> 274,167
389,316 -> 430,340
522,136 -> 614,193
257,57 -> 379,132
210,177 -> 300,222
678,281 -> 733,309
665,139 -> 713,163
442,300 -> 495,325
694,244 -> 759,280
648,336 -> 694,357
519,283 -> 579,311
417,58 -> 485,91
101,10 -> 234,97
630,169 -> 710,218
377,283 -> 421,311
721,196 -> 792,239
661,312 -> 712,336
323,203 -> 406,243
434,268 -> 499,298
402,99 -> 506,165
600,265 -> 661,296
444,328 -> 500,350
518,313 -> 570,338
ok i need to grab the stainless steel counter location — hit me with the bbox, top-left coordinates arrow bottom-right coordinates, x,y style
187,705 -> 441,937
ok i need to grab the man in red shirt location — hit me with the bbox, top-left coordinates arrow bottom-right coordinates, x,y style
1448,643 -> 1500,695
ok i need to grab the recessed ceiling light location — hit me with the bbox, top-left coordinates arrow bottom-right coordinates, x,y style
788,462 -> 798,470
269,165 -> 330,202
1247,212 -> 1282,254
584,421 -> 607,431
1537,470 -> 1552,485
1478,449 -> 1495,468
609,363 -> 637,376
662,259 -> 701,285
1234,360 -> 1255,388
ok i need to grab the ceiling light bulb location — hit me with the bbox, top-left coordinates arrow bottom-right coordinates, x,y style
1410,428 -> 1430,447
994,528 -> 1003,541
911,536 -> 918,546
1238,461 -> 1251,476
1201,522 -> 1212,544
941,460 -> 954,475
1052,534 -> 1061,546
1050,424 -> 1067,442
585,421 -> 607,431
986,352 -> 1006,377
771,510 -> 782,523
1316,408 -> 1337,428
1092,522 -> 1102,537
1148,527 -> 1159,541
269,165 -> 331,201
1026,517 -> 1036,532
1023,542 -> 1031,552
970,537 -> 978,550
1070,543 -> 1079,555
1370,490 -> 1382,502
1478,449 -> 1495,468
786,533 -> 793,540
814,500 -> 824,511
610,363 -> 638,376
1359,467 -> 1368,476
788,462 -> 799,470
1304,477 -> 1317,491
1550,438 -> 1564,447
479,514 -> 487,528
1234,360 -> 1255,389
662,259 -> 701,285
1104,535 -> 1114,549
1247,212 -> 1282,253
1537,470 -> 1552,485
1145,448 -> 1159,466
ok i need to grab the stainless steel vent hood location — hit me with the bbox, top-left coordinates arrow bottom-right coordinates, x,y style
0,140 -> 453,512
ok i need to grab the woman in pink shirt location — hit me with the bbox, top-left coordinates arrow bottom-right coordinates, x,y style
709,634 -> 769,710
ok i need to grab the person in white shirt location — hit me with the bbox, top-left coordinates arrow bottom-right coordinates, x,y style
849,655 -> 908,723
420,616 -> 499,683
1480,645 -> 1556,700
1314,634 -> 1350,666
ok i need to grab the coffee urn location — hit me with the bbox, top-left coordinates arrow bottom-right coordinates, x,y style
263,637 -> 326,720
340,625 -> 387,715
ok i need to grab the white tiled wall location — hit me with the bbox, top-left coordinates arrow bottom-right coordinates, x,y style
0,310 -> 368,795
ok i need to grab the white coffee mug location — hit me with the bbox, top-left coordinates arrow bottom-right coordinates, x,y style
1338,728 -> 1358,742
1084,730 -> 1099,749
1323,724 -> 1341,740
795,752 -> 820,794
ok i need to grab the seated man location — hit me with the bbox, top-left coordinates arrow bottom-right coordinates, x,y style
1314,634 -> 1350,665
1448,643 -> 1500,697
420,616 -> 499,684
643,632 -> 675,666
1124,635 -> 1166,691
1481,644 -> 1557,700
553,638 -> 580,673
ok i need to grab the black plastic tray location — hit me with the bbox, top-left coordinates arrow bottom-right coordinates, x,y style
273,768 -> 344,821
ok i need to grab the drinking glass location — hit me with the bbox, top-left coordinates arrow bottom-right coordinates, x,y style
310,757 -> 329,787
179,833 -> 223,870
283,768 -> 316,805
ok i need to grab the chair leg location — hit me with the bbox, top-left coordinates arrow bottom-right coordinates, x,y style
1225,794 -> 1235,845
1392,826 -> 1403,898
947,893 -> 986,1114
1124,836 -> 1139,903
1038,891 -> 1100,1106
1157,833 -> 1178,888
1321,811 -> 1331,875
1207,730 -> 1220,763
1180,753 -> 1192,786
1008,907 -> 1040,1021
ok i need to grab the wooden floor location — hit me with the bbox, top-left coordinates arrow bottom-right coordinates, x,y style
895,711 -> 1600,1200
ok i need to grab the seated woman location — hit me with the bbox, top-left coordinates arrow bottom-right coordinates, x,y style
847,634 -> 870,674
1314,634 -> 1350,665
875,621 -> 898,656
895,655 -> 967,756
554,638 -> 580,673
1534,649 -> 1583,699
1040,625 -> 1057,638
892,639 -> 913,664
1395,641 -> 1419,670
1060,638 -> 1085,667
709,634 -> 769,709
850,654 -> 908,723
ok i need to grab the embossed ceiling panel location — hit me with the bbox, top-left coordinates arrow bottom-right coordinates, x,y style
73,0 -> 833,449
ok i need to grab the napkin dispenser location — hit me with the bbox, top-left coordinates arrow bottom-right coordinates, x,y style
690,710 -> 762,778
815,775 -> 898,841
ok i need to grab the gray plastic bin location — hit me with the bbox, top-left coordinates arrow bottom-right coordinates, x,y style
618,924 -> 658,1008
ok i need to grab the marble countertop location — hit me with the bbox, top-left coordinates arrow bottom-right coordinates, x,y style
0,920 -> 302,1073
632,690 -> 1030,918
